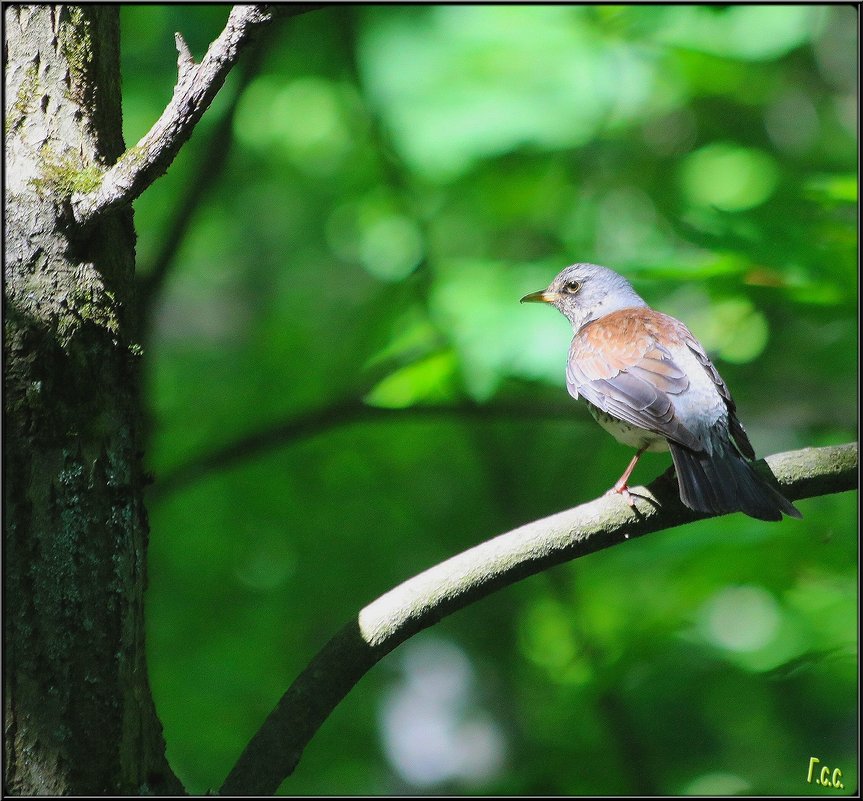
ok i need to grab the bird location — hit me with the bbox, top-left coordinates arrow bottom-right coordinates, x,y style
520,263 -> 801,521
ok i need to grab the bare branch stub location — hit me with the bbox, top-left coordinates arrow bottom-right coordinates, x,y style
174,31 -> 196,80
71,4 -> 275,228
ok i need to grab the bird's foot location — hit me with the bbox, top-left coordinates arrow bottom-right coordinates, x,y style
606,482 -> 655,511
606,481 -> 636,507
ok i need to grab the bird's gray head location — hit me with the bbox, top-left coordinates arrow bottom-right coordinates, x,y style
520,263 -> 647,331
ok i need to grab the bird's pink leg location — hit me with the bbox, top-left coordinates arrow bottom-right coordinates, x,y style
607,446 -> 647,506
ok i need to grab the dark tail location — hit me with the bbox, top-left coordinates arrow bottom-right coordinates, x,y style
668,431 -> 802,521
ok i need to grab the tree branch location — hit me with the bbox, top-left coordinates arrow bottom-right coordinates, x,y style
137,14 -> 278,318
71,4 -> 276,227
219,442 -> 857,795
150,398 -> 581,500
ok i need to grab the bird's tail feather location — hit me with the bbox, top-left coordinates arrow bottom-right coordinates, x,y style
668,432 -> 801,521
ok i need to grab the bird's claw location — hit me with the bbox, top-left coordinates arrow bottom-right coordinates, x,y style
606,483 -> 636,507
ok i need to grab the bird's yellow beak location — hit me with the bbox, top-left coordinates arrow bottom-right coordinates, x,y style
520,290 -> 557,304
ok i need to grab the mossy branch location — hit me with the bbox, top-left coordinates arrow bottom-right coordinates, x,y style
219,442 -> 857,795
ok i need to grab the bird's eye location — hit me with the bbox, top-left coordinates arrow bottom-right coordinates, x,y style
564,280 -> 581,294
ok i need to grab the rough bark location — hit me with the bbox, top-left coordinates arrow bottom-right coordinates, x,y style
4,6 -> 180,794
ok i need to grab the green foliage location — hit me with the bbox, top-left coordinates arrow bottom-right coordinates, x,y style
122,5 -> 857,794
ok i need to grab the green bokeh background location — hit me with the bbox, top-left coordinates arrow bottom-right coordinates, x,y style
121,5 -> 857,794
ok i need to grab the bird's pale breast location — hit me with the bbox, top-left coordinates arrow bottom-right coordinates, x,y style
586,403 -> 670,451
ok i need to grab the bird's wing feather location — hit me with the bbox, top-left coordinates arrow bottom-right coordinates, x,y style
566,310 -> 703,451
682,331 -> 755,459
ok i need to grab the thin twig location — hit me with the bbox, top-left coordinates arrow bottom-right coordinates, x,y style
219,442 -> 858,795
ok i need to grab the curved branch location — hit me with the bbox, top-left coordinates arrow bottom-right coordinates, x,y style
219,442 -> 858,795
72,5 -> 277,227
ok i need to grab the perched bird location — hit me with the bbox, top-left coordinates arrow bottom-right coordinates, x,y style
521,263 -> 801,521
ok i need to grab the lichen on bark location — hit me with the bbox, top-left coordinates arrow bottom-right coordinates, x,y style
59,5 -> 96,103
6,59 -> 40,135
32,144 -> 105,197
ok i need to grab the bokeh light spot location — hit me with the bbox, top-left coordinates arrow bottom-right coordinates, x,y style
702,585 -> 781,653
681,143 -> 779,211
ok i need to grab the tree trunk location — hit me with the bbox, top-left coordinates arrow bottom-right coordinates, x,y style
4,6 -> 179,793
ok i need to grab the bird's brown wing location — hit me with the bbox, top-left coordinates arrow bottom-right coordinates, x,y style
566,309 -> 703,451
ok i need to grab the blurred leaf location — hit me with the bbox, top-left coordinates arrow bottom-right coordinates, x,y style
364,351 -> 458,408
680,143 -> 780,212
